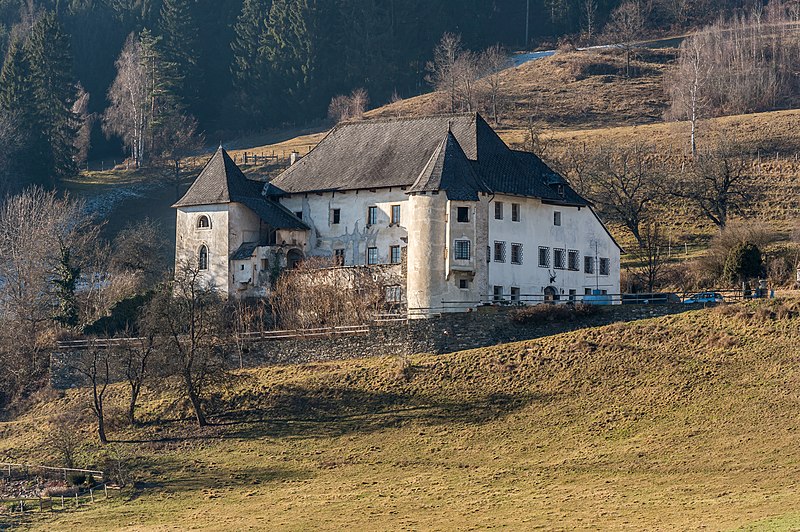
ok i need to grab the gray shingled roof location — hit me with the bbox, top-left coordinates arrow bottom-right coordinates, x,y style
231,242 -> 259,261
265,113 -> 586,205
512,151 -> 588,207
173,147 -> 308,230
409,130 -> 491,200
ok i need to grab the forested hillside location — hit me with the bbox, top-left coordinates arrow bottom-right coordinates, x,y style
0,0 -> 761,191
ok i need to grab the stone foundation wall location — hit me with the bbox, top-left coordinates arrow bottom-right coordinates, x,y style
52,304 -> 701,388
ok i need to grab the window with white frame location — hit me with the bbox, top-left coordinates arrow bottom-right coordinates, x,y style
511,243 -> 523,265
494,201 -> 504,220
367,206 -> 378,226
554,248 -> 566,269
391,204 -> 401,225
367,247 -> 378,265
494,241 -> 506,262
390,245 -> 402,264
538,246 -> 550,268
568,250 -> 580,271
511,203 -> 520,222
454,240 -> 471,260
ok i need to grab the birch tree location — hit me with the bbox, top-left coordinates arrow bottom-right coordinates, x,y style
103,33 -> 149,167
666,33 -> 711,156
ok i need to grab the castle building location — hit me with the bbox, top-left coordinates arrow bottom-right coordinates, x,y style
173,113 -> 621,316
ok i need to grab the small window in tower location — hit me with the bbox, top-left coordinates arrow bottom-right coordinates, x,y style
459,279 -> 469,290
198,245 -> 209,271
197,215 -> 210,229
457,206 -> 470,223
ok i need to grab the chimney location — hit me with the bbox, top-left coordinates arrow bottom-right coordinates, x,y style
290,151 -> 301,165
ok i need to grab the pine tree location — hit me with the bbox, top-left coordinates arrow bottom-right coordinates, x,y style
157,0 -> 200,111
53,246 -> 81,329
231,0 -> 270,92
0,38 -> 34,115
25,13 -> 78,183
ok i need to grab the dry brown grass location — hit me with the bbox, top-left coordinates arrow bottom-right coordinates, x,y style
3,301 -> 800,530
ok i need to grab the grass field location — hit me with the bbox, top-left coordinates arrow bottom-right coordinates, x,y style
3,300 -> 800,530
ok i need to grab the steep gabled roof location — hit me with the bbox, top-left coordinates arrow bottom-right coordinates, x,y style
512,150 -> 588,207
173,147 -> 308,230
265,113 -> 585,204
408,130 -> 491,201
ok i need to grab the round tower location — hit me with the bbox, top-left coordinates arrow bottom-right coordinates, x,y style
406,192 -> 449,317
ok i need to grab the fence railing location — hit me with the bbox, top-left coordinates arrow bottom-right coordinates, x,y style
0,463 -> 103,482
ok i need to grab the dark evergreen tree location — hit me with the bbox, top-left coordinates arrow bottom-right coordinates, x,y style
25,13 -> 78,183
157,0 -> 200,112
53,246 -> 81,329
0,37 -> 33,115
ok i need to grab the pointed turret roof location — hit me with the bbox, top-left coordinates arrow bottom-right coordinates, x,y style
173,146 -> 262,207
173,147 -> 308,230
408,130 -> 491,201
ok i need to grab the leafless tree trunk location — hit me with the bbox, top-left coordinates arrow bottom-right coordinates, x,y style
627,222 -> 668,292
480,44 -> 510,125
103,33 -> 149,168
72,344 -> 112,444
426,33 -> 462,113
582,0 -> 598,42
605,1 -> 645,78
666,33 -> 711,156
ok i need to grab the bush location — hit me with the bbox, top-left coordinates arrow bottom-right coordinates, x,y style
509,303 -> 599,325
68,473 -> 86,486
722,242 -> 763,284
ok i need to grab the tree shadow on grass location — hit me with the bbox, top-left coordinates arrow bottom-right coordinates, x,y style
210,385 -> 550,441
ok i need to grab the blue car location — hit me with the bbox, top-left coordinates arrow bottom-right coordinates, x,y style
683,292 -> 724,304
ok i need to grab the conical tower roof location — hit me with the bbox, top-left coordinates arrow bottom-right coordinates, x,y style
173,146 -> 262,207
408,130 -> 490,201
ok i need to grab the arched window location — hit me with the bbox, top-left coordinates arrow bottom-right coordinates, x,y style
198,245 -> 209,271
197,215 -> 210,229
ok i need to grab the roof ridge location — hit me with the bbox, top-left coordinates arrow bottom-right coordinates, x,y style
340,112 -> 477,127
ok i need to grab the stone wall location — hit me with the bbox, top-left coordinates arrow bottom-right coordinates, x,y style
51,304 -> 701,389
240,304 -> 700,367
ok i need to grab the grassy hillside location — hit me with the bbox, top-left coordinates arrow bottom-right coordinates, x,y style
3,300 -> 800,530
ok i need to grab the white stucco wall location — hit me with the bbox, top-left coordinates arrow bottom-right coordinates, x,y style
175,205 -> 230,293
487,195 -> 621,301
278,188 -> 409,266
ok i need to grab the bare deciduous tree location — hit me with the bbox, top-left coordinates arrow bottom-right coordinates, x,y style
605,1 -> 645,77
327,88 -> 370,123
71,84 -> 94,166
142,262 -> 226,427
72,343 -> 112,444
118,331 -> 156,426
480,44 -> 510,124
666,32 -> 711,156
626,222 -> 668,292
426,32 -> 462,113
674,137 -> 756,228
103,33 -> 149,168
582,0 -> 598,42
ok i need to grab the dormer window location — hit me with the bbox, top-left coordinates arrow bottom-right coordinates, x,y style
197,215 -> 210,229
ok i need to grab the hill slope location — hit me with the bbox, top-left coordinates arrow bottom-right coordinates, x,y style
3,300 -> 800,530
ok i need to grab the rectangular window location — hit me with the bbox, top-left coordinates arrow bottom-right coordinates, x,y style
331,208 -> 341,225
391,204 -> 401,225
493,285 -> 504,302
538,246 -> 550,268
367,247 -> 378,265
457,206 -> 470,223
568,250 -> 580,271
511,203 -> 520,222
390,245 -> 401,264
584,256 -> 595,274
554,248 -> 566,269
554,211 -> 562,226
510,287 -> 520,303
367,206 -> 378,226
585,288 -> 593,295
386,285 -> 402,302
334,248 -> 345,266
511,243 -> 523,265
600,257 -> 610,276
494,241 -> 506,263
494,201 -> 504,220
459,279 -> 469,289
569,289 -> 577,302
454,240 -> 471,260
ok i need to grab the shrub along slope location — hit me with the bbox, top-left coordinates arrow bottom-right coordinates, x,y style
3,300 -> 800,530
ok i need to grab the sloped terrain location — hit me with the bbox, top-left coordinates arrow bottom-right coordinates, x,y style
2,300 -> 800,530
